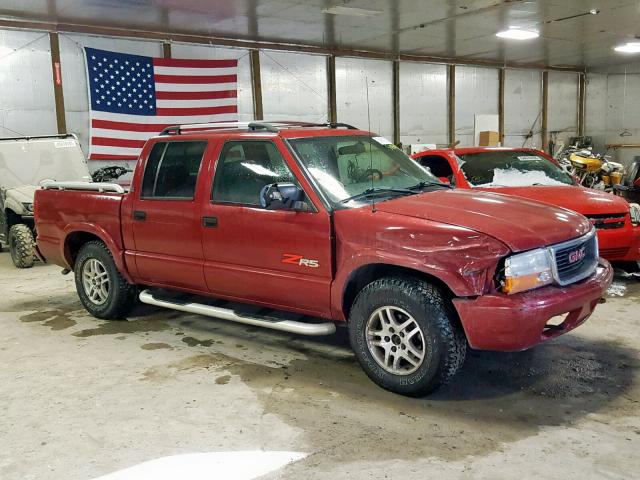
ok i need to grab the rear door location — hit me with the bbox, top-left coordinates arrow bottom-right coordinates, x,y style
200,138 -> 333,317
130,139 -> 210,291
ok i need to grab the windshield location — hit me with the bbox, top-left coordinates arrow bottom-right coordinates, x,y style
457,151 -> 574,187
288,135 -> 444,206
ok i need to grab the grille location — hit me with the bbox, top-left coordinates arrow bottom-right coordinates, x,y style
586,213 -> 627,230
550,229 -> 598,286
600,246 -> 630,259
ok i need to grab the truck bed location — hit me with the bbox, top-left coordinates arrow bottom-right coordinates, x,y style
35,187 -> 126,270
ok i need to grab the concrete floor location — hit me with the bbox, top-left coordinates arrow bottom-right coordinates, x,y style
0,253 -> 639,480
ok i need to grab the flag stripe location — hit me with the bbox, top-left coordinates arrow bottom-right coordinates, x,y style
92,111 -> 239,125
155,82 -> 237,92
154,74 -> 237,84
152,58 -> 238,68
156,97 -> 237,108
92,128 -> 157,141
153,66 -> 238,76
92,137 -> 147,148
155,90 -> 237,100
155,105 -> 237,116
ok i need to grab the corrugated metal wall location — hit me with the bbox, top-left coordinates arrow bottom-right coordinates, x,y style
0,30 -> 57,137
455,66 -> 499,147
399,62 -> 448,147
0,27 -> 596,167
548,71 -> 579,149
260,50 -> 327,123
335,57 -> 394,140
504,69 -> 542,149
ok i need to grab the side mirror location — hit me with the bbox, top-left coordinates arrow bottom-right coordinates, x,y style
260,183 -> 310,212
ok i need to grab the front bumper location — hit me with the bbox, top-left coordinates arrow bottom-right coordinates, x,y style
452,259 -> 613,351
597,224 -> 640,262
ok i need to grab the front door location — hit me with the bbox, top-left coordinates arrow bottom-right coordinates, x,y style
201,139 -> 333,317
131,140 -> 209,291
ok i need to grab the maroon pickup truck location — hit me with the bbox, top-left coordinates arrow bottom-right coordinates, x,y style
34,122 -> 613,396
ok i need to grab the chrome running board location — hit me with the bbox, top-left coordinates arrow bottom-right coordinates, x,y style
139,290 -> 336,336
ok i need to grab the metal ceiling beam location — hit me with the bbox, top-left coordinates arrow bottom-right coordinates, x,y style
0,18 -> 585,73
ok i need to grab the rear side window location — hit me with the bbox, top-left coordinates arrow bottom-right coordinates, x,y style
141,141 -> 207,199
211,141 -> 298,205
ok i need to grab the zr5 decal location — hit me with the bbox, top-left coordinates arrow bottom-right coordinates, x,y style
281,253 -> 319,268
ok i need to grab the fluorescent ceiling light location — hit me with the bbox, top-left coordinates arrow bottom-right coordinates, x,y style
496,28 -> 540,40
614,42 -> 640,53
322,5 -> 381,16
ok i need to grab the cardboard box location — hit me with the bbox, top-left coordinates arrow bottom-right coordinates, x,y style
479,131 -> 500,146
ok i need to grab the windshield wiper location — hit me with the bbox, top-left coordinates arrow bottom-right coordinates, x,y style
406,180 -> 452,190
340,187 -> 414,204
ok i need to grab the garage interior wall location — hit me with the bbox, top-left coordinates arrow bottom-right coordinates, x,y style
0,30 -> 57,137
454,66 -> 499,147
0,26 -> 612,170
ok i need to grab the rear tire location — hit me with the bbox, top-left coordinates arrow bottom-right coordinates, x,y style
9,224 -> 35,269
348,276 -> 466,396
74,241 -> 138,319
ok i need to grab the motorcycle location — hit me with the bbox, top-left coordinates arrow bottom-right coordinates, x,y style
613,156 -> 640,203
555,138 -> 625,193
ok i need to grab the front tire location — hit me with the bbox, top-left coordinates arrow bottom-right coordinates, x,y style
74,241 -> 138,319
348,276 -> 466,396
9,224 -> 35,269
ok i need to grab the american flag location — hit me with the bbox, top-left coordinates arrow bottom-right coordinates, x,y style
85,47 -> 238,160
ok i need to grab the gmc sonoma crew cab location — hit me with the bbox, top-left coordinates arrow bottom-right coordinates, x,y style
35,122 -> 613,396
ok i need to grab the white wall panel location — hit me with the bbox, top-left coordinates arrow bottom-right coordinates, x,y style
260,50 -> 327,123
605,73 -> 640,166
504,69 -> 542,149
0,29 -> 57,137
399,62 -> 447,147
548,71 -> 579,150
171,43 -> 253,123
585,73 -> 607,151
455,66 -> 499,147
59,34 -> 162,168
336,57 -> 393,139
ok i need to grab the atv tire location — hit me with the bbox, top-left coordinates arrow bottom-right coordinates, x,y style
348,276 -> 466,397
9,224 -> 35,269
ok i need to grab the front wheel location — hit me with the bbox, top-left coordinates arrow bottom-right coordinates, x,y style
348,276 -> 466,396
74,241 -> 138,319
9,224 -> 35,268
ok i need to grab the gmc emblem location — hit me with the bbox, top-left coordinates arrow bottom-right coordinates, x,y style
568,247 -> 586,264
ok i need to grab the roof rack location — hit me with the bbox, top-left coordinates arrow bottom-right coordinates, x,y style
159,121 -> 358,136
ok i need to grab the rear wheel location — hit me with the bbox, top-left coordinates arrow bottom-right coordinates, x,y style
74,241 -> 138,319
348,276 -> 466,396
9,224 -> 35,269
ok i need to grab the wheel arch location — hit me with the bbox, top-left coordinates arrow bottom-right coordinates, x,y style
341,263 -> 457,320
62,227 -> 133,283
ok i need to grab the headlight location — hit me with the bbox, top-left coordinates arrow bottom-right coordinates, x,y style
502,248 -> 554,294
630,203 -> 640,226
22,202 -> 34,213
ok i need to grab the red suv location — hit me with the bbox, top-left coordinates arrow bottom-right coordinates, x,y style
35,123 -> 612,396
413,147 -> 640,267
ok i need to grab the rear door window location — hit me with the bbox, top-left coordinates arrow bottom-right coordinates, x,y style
141,141 -> 207,199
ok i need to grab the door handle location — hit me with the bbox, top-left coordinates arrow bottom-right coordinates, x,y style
202,216 -> 218,228
133,210 -> 146,221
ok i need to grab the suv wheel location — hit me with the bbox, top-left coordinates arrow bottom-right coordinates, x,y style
348,276 -> 466,396
9,224 -> 35,268
74,241 -> 138,319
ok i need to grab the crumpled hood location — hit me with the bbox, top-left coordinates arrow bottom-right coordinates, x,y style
475,185 -> 630,215
374,189 -> 592,252
4,184 -> 37,204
